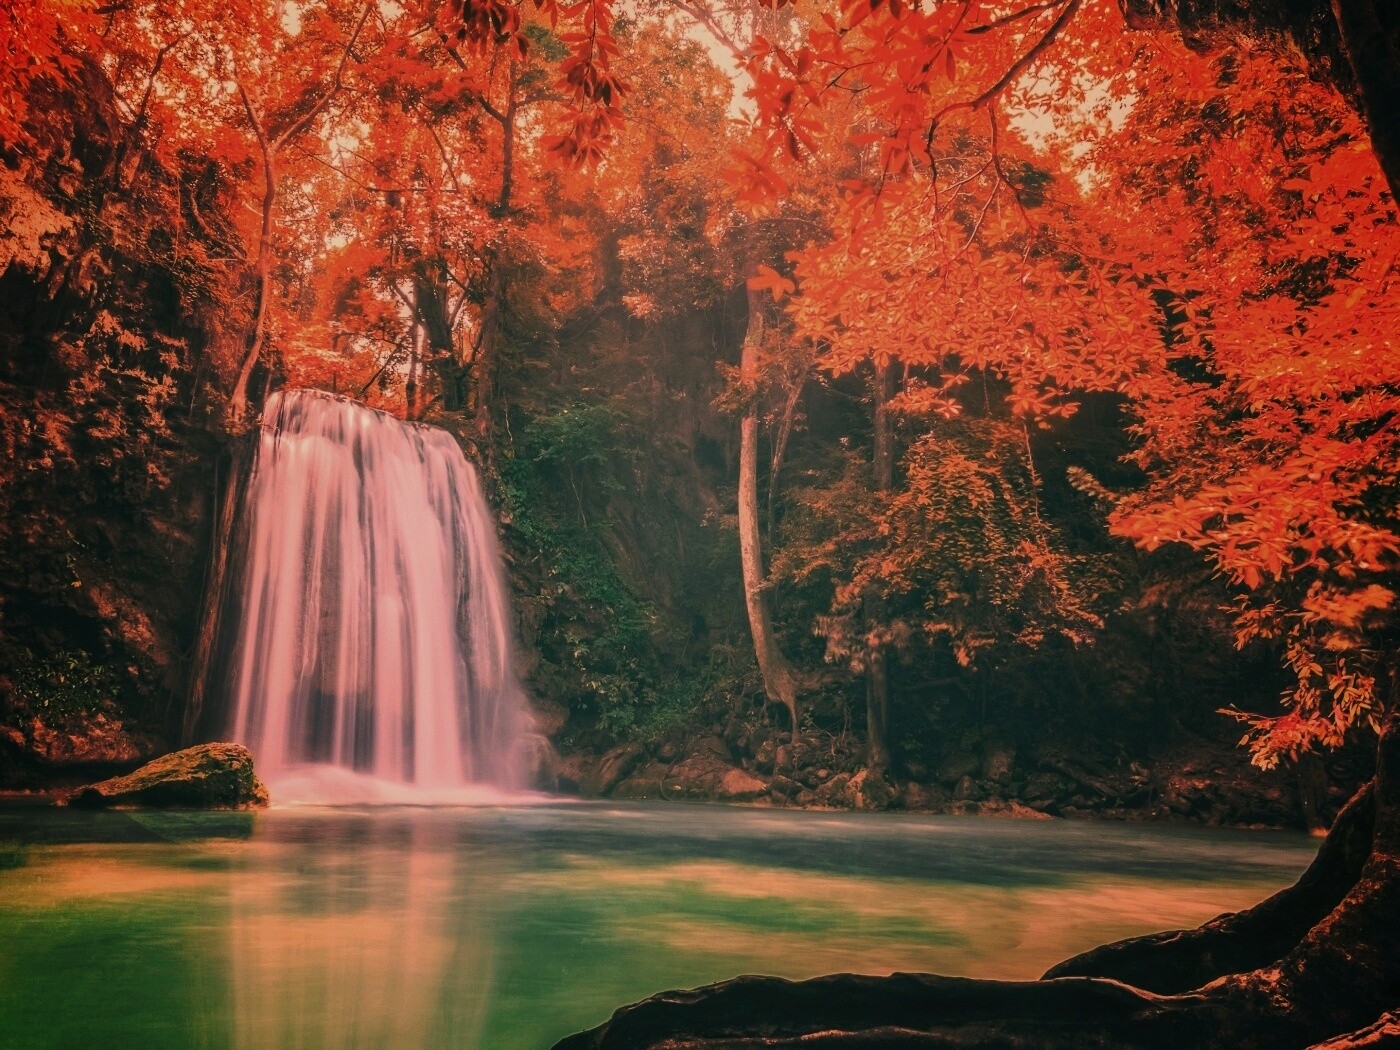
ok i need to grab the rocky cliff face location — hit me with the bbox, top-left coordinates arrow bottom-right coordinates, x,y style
0,59 -> 242,785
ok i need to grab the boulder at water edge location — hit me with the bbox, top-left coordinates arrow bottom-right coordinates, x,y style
66,743 -> 269,809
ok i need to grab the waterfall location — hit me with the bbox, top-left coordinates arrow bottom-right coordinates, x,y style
224,388 -> 531,801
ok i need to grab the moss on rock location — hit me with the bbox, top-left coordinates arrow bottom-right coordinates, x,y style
65,743 -> 268,809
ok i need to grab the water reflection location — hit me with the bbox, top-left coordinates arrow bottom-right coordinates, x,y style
0,803 -> 1318,1050
228,817 -> 497,1049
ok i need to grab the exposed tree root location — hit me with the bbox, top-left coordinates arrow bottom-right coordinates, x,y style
1306,1010 -> 1400,1048
552,971 -> 1204,1050
1045,780 -> 1376,992
555,714 -> 1400,1050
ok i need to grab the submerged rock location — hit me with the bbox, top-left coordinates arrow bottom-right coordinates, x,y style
66,743 -> 269,809
622,748 -> 770,803
974,798 -> 1056,820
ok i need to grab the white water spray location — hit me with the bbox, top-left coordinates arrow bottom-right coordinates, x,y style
226,389 -> 532,801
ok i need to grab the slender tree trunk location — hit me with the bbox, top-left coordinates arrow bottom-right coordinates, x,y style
113,35 -> 186,194
863,360 -> 895,774
738,288 -> 801,745
765,361 -> 806,547
473,258 -> 503,447
497,71 -> 517,215
413,269 -> 463,410
475,69 -> 518,447
225,7 -> 369,428
405,317 -> 421,421
228,86 -> 276,428
402,284 -> 422,420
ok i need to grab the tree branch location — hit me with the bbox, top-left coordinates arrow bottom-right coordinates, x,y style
272,2 -> 373,149
966,0 -> 1065,36
666,0 -> 748,62
929,0 -> 1082,129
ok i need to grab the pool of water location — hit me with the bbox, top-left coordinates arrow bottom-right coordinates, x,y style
0,802 -> 1316,1049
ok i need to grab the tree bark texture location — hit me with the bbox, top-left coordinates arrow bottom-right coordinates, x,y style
1046,779 -> 1376,991
473,259 -> 504,448
738,287 -> 802,742
227,84 -> 276,428
413,267 -> 465,412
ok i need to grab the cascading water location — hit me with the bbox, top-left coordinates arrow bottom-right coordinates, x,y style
224,388 -> 532,801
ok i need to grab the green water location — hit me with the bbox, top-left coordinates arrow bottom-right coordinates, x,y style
0,802 -> 1316,1049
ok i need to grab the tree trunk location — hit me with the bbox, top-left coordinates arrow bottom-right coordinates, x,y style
1118,0 -> 1399,199
864,360 -> 895,774
496,68 -> 517,215
227,89 -> 276,429
766,357 -> 807,546
556,704 -> 1400,1049
1327,0 -> 1400,199
225,10 -> 368,427
413,268 -> 464,411
738,287 -> 801,745
1045,778 -> 1377,991
473,258 -> 504,448
405,294 -> 422,421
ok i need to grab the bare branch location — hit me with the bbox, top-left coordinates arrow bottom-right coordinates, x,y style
666,0 -> 748,62
425,122 -> 463,193
287,140 -> 410,194
928,0 -> 1082,129
272,2 -> 373,149
966,0 -> 1064,36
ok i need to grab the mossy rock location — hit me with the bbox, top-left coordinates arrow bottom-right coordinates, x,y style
66,743 -> 269,809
